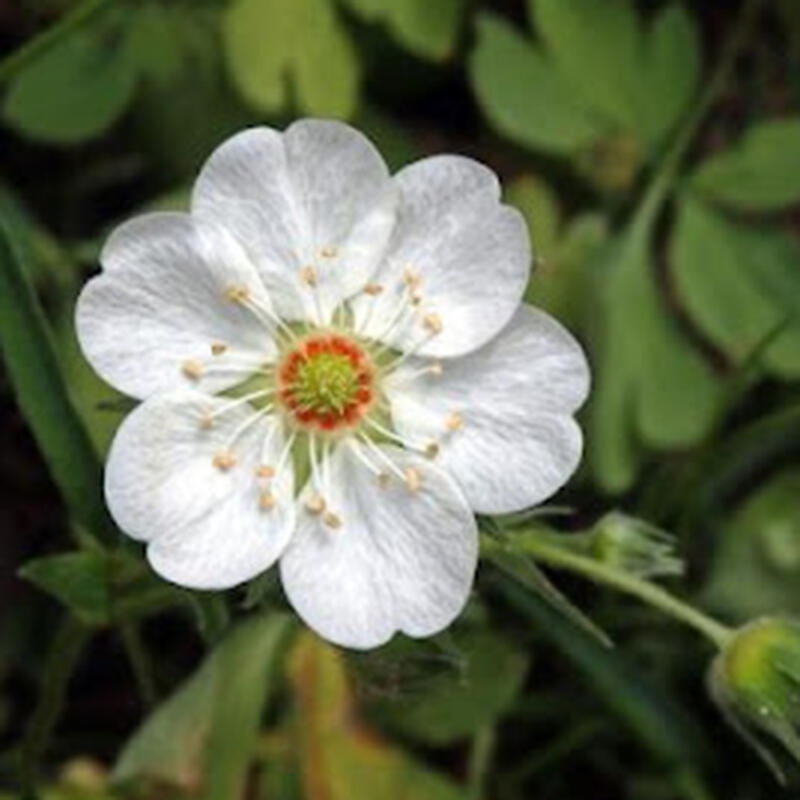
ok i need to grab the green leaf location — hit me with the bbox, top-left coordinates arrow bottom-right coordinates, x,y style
495,575 -> 708,775
469,14 -> 605,155
703,470 -> 800,622
362,627 -> 528,745
0,221 -> 111,538
528,0 -> 642,132
3,22 -> 138,144
223,0 -> 359,118
691,118 -> 800,211
506,175 -> 561,266
127,3 -> 185,87
341,0 -> 464,61
672,195 -> 800,379
639,3 -> 700,145
19,552 -> 110,626
114,613 -> 292,796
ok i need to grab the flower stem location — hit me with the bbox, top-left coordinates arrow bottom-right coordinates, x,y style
515,535 -> 733,649
119,621 -> 157,710
467,724 -> 495,800
0,0 -> 110,86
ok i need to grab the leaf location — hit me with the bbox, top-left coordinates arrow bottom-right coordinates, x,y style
672,195 -> 800,379
506,175 -> 561,267
3,22 -> 138,144
639,3 -> 700,145
528,0 -> 643,132
114,613 -> 292,797
127,3 -> 185,87
482,535 -> 612,648
361,627 -> 528,745
469,14 -> 605,156
288,633 -> 466,800
19,552 -> 110,626
703,470 -> 800,622
223,0 -> 359,118
341,0 -> 464,61
691,118 -> 800,211
495,575 -> 709,775
0,220 -> 112,538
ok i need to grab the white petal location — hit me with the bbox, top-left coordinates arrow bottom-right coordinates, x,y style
105,391 -> 295,590
352,155 -> 530,358
192,121 -> 396,324
76,213 -> 276,400
386,306 -> 589,514
280,443 -> 478,649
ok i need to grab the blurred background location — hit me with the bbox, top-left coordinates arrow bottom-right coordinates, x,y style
1,0 -> 800,798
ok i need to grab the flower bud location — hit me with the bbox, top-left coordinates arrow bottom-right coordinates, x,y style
589,512 -> 684,579
709,617 -> 800,781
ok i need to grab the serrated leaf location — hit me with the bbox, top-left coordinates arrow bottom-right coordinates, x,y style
640,3 -> 700,145
469,14 -> 605,155
223,0 -> 359,118
3,24 -> 138,144
361,627 -> 528,745
691,118 -> 800,211
20,552 -> 110,626
114,614 -> 292,796
672,195 -> 800,379
342,0 -> 464,60
528,0 -> 643,132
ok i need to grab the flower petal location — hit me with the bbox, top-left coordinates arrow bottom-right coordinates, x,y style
352,155 -> 530,358
279,443 -> 478,649
386,305 -> 589,514
192,120 -> 396,324
105,391 -> 295,590
76,213 -> 276,400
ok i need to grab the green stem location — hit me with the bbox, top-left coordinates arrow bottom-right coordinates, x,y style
0,0 -> 111,85
21,617 -> 92,795
632,0 -> 764,239
518,536 -> 733,649
467,725 -> 495,800
119,621 -> 157,710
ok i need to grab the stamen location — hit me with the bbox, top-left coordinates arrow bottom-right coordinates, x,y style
404,466 -> 422,493
299,266 -> 318,287
446,412 -> 464,432
403,265 -> 421,288
425,441 -> 440,459
423,313 -> 443,334
181,360 -> 204,380
212,452 -> 237,471
225,283 -> 297,343
224,285 -> 250,304
362,416 -> 431,456
258,491 -> 276,511
211,342 -> 228,356
305,493 -> 326,515
323,511 -> 342,529
359,435 -> 406,481
254,464 -> 275,479
364,283 -> 384,296
199,389 -> 274,428
319,246 -> 338,259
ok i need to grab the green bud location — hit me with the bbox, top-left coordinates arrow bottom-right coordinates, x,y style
709,617 -> 800,782
589,512 -> 684,579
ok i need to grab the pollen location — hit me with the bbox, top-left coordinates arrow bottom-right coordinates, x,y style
423,314 -> 443,334
181,359 -> 204,380
254,464 -> 275,479
446,412 -> 464,432
299,266 -> 318,287
224,285 -> 250,303
258,491 -> 276,511
323,511 -> 342,529
305,493 -> 326,515
404,467 -> 422,493
212,451 -> 237,471
364,283 -> 384,296
211,342 -> 227,356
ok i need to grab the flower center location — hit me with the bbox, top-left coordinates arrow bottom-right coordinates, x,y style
276,333 -> 375,431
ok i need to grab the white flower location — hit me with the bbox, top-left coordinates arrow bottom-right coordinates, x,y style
75,119 -> 589,649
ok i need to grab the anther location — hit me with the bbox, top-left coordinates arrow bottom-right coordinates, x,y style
224,285 -> 250,303
429,362 -> 443,376
404,467 -> 422,493
211,342 -> 227,356
258,491 -> 276,511
323,511 -> 342,529
319,246 -> 338,259
364,283 -> 384,296
423,314 -> 443,334
181,360 -> 204,380
446,412 -> 464,432
199,413 -> 214,430
254,464 -> 275,479
299,266 -> 318,288
403,265 -> 421,288
377,472 -> 391,488
409,289 -> 423,306
212,452 -> 237,471
424,441 -> 440,459
305,494 -> 326,515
